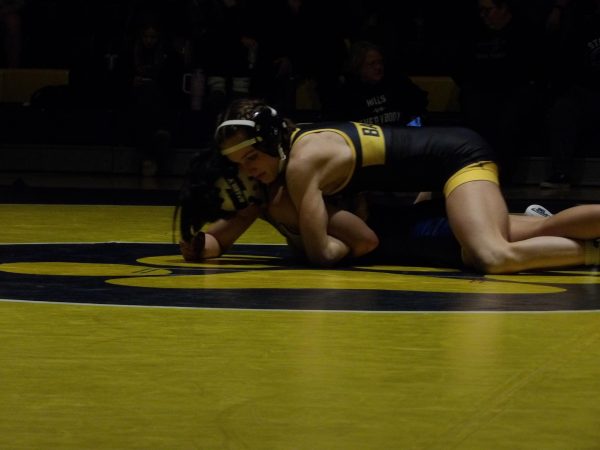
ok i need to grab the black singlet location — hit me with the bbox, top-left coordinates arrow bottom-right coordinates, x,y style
290,122 -> 496,195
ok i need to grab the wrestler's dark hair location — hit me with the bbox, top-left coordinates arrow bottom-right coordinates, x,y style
214,98 -> 295,157
173,147 -> 238,243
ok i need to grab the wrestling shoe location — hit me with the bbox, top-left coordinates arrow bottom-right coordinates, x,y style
525,204 -> 553,217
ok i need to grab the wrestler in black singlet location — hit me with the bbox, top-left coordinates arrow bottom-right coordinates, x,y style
290,122 -> 496,196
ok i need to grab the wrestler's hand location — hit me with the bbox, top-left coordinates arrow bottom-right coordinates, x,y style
327,209 -> 379,259
179,232 -> 206,262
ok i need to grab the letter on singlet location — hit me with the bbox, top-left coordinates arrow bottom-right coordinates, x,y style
354,122 -> 385,166
360,124 -> 380,137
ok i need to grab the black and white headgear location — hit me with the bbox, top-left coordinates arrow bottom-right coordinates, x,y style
214,170 -> 264,211
216,105 -> 287,164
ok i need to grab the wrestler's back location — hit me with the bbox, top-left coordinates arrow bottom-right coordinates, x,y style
291,123 -> 495,194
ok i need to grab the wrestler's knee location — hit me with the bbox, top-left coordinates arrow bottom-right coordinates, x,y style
461,244 -> 516,274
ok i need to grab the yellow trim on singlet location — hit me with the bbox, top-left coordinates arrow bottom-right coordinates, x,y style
443,161 -> 499,197
352,122 -> 385,167
290,123 -> 387,194
291,127 -> 358,195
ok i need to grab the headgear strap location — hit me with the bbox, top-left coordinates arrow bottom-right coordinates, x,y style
220,137 -> 263,156
214,119 -> 256,135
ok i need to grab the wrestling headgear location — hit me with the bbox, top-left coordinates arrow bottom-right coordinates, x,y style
216,105 -> 287,162
177,150 -> 265,242
214,170 -> 264,212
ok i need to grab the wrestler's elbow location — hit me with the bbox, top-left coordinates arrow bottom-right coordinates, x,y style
307,250 -> 338,267
308,235 -> 379,267
351,234 -> 380,258
305,243 -> 344,267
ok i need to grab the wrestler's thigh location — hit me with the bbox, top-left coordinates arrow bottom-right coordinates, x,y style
445,181 -> 509,249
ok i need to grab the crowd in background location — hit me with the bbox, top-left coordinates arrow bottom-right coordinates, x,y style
0,0 -> 598,185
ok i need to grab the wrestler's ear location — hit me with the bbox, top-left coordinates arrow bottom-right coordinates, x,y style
251,106 -> 285,156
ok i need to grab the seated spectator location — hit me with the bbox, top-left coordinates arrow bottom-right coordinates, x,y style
323,40 -> 428,127
198,0 -> 259,121
0,0 -> 23,67
250,0 -> 348,118
540,0 -> 600,188
125,20 -> 181,176
453,0 -> 543,185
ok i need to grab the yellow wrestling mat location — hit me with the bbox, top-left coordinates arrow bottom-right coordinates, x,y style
1,203 -> 599,449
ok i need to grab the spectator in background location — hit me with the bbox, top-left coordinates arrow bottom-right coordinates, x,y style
199,0 -> 259,121
347,0 -> 474,76
345,0 -> 407,73
323,40 -> 428,127
453,0 -> 543,186
253,0 -> 348,118
0,0 -> 23,67
63,2 -> 133,110
126,19 -> 181,176
540,0 -> 600,188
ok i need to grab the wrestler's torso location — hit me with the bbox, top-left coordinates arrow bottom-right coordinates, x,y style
290,122 -> 495,195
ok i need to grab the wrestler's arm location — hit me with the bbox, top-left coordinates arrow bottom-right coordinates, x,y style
180,204 -> 261,261
288,175 -> 347,265
286,140 -> 378,266
326,206 -> 379,259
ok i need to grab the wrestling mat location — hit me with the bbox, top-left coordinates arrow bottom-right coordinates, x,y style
2,241 -> 600,311
1,203 -> 599,450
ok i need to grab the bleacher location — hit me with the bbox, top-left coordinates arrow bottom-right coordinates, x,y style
1,70 -> 598,185
0,68 -> 210,176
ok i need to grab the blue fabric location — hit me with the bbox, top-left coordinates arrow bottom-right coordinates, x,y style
412,217 -> 453,238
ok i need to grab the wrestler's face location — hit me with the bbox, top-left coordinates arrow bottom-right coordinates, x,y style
222,132 -> 280,184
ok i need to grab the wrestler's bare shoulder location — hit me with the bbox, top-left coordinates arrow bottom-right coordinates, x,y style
290,130 -> 351,161
287,130 -> 354,193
